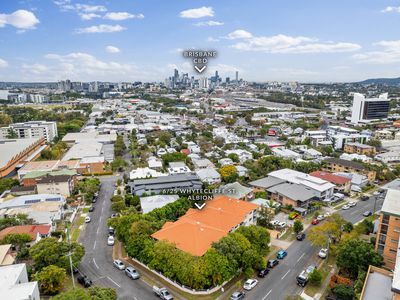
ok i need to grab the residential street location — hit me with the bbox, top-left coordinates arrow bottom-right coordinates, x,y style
78,176 -> 154,300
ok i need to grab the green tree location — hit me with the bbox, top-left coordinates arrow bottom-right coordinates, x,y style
337,239 -> 383,278
366,139 -> 382,149
0,213 -> 33,230
111,195 -> 124,202
332,284 -> 355,300
0,113 -> 12,126
293,220 -> 304,235
236,225 -> 270,256
219,165 -> 239,183
227,153 -> 239,163
33,265 -> 66,295
257,206 -> 274,228
29,237 -> 85,272
309,269 -> 322,285
88,287 -> 118,300
52,288 -> 91,300
343,222 -> 354,233
161,152 -> 187,164
111,201 -> 126,212
0,233 -> 32,251
0,178 -> 20,195
308,214 -> 346,247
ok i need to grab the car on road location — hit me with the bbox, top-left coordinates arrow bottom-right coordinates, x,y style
107,236 -> 115,246
92,197 -> 97,203
318,248 -> 328,259
85,216 -> 91,223
108,227 -> 115,236
277,250 -> 287,259
342,204 -> 350,210
88,206 -> 95,212
296,265 -> 316,287
296,232 -> 306,241
113,259 -> 125,270
153,286 -> 173,300
230,291 -> 245,300
373,191 -> 380,196
311,219 -> 320,225
317,215 -> 325,221
125,266 -> 140,279
363,211 -> 372,217
361,195 -> 370,201
348,201 -> 356,207
267,259 -> 279,268
77,275 -> 92,288
243,278 -> 258,290
257,268 -> 270,278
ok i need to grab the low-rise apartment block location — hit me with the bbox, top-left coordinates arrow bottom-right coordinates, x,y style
343,142 -> 376,156
324,158 -> 376,182
0,121 -> 57,142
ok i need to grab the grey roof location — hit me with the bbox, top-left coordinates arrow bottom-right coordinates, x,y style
195,168 -> 220,180
218,182 -> 252,199
362,269 -> 393,300
249,176 -> 286,189
140,195 -> 179,214
325,158 -> 366,170
0,138 -> 42,169
267,183 -> 316,202
381,189 -> 400,217
382,179 -> 400,191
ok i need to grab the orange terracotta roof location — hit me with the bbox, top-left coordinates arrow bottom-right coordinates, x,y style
310,171 -> 351,185
0,225 -> 51,240
151,195 -> 258,256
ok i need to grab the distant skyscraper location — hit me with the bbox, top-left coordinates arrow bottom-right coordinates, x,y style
226,77 -> 230,84
350,93 -> 390,124
235,71 -> 239,83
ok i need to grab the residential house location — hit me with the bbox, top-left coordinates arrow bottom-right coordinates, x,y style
0,244 -> 15,266
324,158 -> 376,182
192,158 -> 215,170
167,161 -> 191,175
219,158 -> 234,166
225,149 -> 253,163
218,182 -> 253,200
147,156 -> 163,170
140,195 -> 180,214
309,171 -> 352,194
129,167 -> 167,180
0,225 -> 51,246
236,165 -> 249,177
195,168 -> 221,185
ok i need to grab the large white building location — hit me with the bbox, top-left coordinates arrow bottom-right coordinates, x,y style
0,263 -> 40,300
350,93 -> 390,124
0,121 -> 58,142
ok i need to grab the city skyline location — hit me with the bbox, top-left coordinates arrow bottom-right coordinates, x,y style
0,0 -> 400,82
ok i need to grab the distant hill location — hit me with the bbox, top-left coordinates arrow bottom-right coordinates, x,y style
358,77 -> 400,86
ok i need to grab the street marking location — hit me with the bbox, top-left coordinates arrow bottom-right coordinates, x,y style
281,269 -> 291,280
93,258 -> 99,269
107,276 -> 121,288
93,241 -> 96,250
262,289 -> 272,300
297,253 -> 305,262
96,227 -> 100,235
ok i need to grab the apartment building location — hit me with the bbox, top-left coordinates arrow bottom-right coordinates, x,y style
324,158 -> 376,182
0,121 -> 57,142
343,142 -> 376,156
375,189 -> 400,269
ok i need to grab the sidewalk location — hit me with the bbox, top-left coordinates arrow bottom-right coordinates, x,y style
271,237 -> 292,250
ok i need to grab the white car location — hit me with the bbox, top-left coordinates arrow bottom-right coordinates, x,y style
348,201 -> 356,207
373,191 -> 380,196
113,259 -> 125,270
324,212 -> 331,218
318,248 -> 328,259
107,236 -> 115,246
278,222 -> 287,228
243,278 -> 258,290
271,220 -> 280,226
316,215 -> 325,221
342,205 -> 350,210
85,216 -> 91,223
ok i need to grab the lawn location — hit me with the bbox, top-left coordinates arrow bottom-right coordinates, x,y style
71,216 -> 85,242
304,255 -> 336,297
82,207 -> 89,213
279,227 -> 295,241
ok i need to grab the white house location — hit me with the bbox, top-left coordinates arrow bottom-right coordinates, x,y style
130,167 -> 167,180
168,162 -> 191,175
196,168 -> 221,185
225,149 -> 253,163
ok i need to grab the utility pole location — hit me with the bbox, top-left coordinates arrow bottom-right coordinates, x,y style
67,223 -> 75,289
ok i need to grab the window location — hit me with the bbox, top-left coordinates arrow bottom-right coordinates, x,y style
377,244 -> 384,254
380,224 -> 388,235
390,249 -> 397,253
378,234 -> 386,245
382,214 -> 390,224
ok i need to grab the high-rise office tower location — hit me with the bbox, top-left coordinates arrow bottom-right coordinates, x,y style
350,93 -> 390,124
235,71 -> 239,83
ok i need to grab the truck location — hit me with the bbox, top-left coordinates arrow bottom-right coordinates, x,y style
296,265 -> 316,287
153,286 -> 174,300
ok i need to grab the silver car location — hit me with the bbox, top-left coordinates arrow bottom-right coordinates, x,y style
113,259 -> 125,270
125,266 -> 140,279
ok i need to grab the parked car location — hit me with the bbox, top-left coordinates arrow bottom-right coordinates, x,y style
113,259 -> 125,270
296,265 -> 316,287
125,266 -> 140,279
348,201 -> 356,207
230,291 -> 245,300
316,215 -> 325,221
108,227 -> 115,236
363,211 -> 372,217
342,204 -> 350,210
296,232 -> 306,241
324,212 -> 331,218
361,195 -> 370,201
88,206 -> 95,212
92,197 -> 97,203
153,286 -> 173,300
243,279 -> 258,290
258,268 -> 270,278
311,219 -> 320,225
271,220 -> 280,226
277,250 -> 287,259
107,236 -> 115,246
373,191 -> 380,196
318,248 -> 328,259
278,221 -> 286,228
77,275 -> 92,288
267,259 -> 279,268
289,212 -> 299,220
85,216 -> 91,223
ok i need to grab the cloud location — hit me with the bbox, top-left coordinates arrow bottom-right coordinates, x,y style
225,29 -> 253,39
381,6 -> 400,13
105,45 -> 120,53
0,58 -> 8,68
54,1 -> 107,13
225,30 -> 360,54
180,6 -> 214,19
104,12 -> 144,21
0,10 -> 39,30
353,40 -> 400,64
79,13 -> 101,20
207,36 -> 220,42
22,63 -> 48,74
195,20 -> 223,27
76,24 -> 126,34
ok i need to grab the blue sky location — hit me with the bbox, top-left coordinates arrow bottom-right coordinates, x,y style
0,0 -> 400,82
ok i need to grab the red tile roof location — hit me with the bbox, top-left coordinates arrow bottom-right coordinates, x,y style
151,196 -> 258,256
310,171 -> 351,185
0,225 -> 51,240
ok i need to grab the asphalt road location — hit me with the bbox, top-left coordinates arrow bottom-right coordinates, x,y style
246,193 -> 385,300
77,176 -> 154,300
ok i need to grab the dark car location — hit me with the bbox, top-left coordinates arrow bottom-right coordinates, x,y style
311,219 -> 320,225
108,227 -> 115,236
92,197 -> 97,203
296,232 -> 306,241
361,195 -> 369,201
363,211 -> 372,217
77,275 -> 92,288
267,259 -> 279,268
88,206 -> 95,212
257,268 -> 270,278
230,291 -> 245,300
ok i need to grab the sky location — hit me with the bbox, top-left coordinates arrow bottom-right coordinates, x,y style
0,0 -> 400,83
